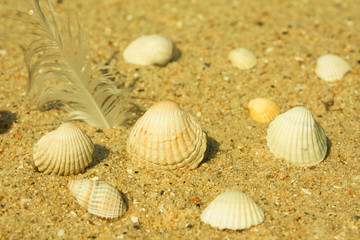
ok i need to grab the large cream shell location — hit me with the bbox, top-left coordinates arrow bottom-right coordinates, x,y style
68,179 -> 127,220
315,54 -> 351,81
248,98 -> 280,123
126,100 -> 207,170
228,48 -> 257,70
201,191 -> 265,230
267,106 -> 328,166
123,34 -> 179,66
33,123 -> 94,175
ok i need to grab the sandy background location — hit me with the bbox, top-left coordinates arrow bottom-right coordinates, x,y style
1,0 -> 360,239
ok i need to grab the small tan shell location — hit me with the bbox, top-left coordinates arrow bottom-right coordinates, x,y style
123,34 -> 180,66
248,98 -> 280,123
228,48 -> 257,70
267,106 -> 328,166
201,191 -> 265,230
33,123 -> 94,176
68,179 -> 127,220
315,54 -> 351,81
126,100 -> 207,170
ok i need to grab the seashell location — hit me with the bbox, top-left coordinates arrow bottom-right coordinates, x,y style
33,122 -> 94,176
228,48 -> 257,70
315,54 -> 351,81
267,106 -> 328,166
123,34 -> 180,66
201,191 -> 265,230
248,98 -> 280,123
68,179 -> 127,220
126,100 -> 207,170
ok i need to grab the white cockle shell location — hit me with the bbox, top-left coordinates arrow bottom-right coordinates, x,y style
126,100 -> 207,170
68,179 -> 127,220
267,106 -> 328,166
201,191 -> 265,230
33,122 -> 94,176
315,54 -> 351,81
228,48 -> 257,70
123,34 -> 180,66
248,98 -> 280,123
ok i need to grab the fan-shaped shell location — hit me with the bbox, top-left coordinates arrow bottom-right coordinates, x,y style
315,54 -> 351,81
201,191 -> 264,230
267,106 -> 328,166
248,98 -> 280,123
123,34 -> 180,66
126,100 -> 207,170
33,123 -> 94,176
68,179 -> 127,220
228,48 -> 257,70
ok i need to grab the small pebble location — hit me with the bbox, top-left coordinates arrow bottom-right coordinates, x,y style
57,229 -> 65,236
130,216 -> 139,223
302,188 -> 312,195
20,198 -> 31,204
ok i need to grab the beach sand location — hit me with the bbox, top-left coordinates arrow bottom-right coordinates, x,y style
0,0 -> 360,239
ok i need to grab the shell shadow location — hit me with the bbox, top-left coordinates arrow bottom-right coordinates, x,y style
171,45 -> 181,62
325,137 -> 332,159
86,144 -> 109,170
0,111 -> 17,134
199,135 -> 219,166
120,192 -> 130,211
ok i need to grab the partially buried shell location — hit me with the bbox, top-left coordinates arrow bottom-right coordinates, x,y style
315,54 -> 351,81
126,100 -> 207,170
123,34 -> 180,66
33,122 -> 94,176
267,106 -> 328,166
228,48 -> 257,70
201,191 -> 265,230
248,98 -> 280,123
68,179 -> 127,220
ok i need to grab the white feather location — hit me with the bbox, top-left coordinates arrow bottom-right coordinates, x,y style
24,0 -> 130,128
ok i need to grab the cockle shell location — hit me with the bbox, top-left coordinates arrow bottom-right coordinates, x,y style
123,34 -> 180,66
267,106 -> 328,166
126,100 -> 207,170
33,123 -> 94,176
248,98 -> 280,123
68,179 -> 127,220
315,54 -> 351,81
228,48 -> 257,70
201,191 -> 265,230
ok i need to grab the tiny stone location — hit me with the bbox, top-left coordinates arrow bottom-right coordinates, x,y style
130,216 -> 139,223
0,49 -> 7,55
20,198 -> 31,204
223,76 -> 230,81
196,112 -> 201,118
91,176 -> 99,181
57,229 -> 65,236
70,211 -> 77,217
302,188 -> 312,195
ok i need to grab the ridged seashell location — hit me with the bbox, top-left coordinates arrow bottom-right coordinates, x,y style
248,98 -> 280,123
126,100 -> 207,170
267,106 -> 328,166
201,191 -> 265,230
315,54 -> 351,81
33,123 -> 94,176
228,48 -> 257,70
68,179 -> 127,220
123,34 -> 180,66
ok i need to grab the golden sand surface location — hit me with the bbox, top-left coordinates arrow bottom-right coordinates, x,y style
0,0 -> 360,239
